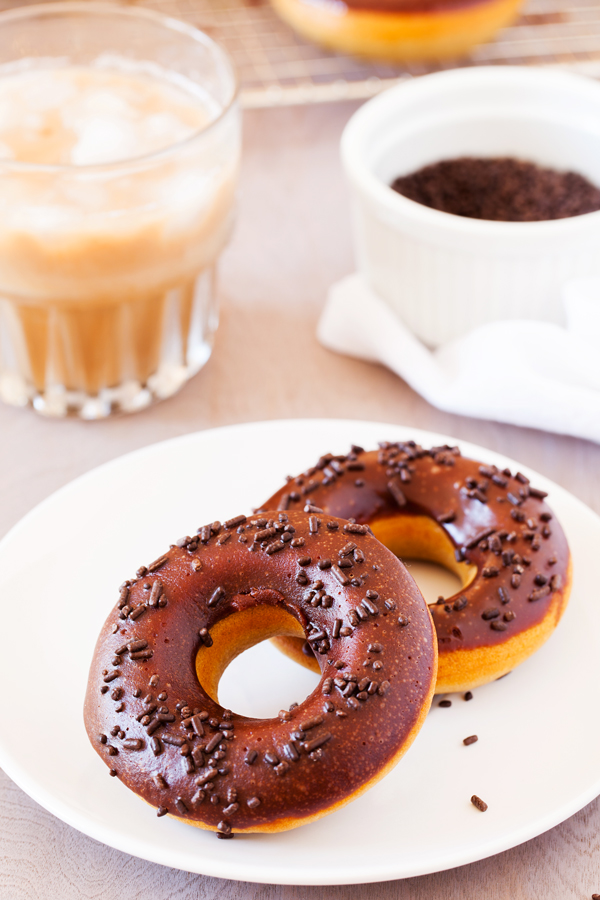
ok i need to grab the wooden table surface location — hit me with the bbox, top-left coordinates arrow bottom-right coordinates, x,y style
1,100 -> 599,900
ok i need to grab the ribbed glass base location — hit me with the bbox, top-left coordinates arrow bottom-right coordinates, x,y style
0,267 -> 218,419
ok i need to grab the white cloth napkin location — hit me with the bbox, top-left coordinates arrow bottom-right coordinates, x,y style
317,274 -> 600,444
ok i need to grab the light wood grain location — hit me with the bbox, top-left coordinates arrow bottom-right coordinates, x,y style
1,100 -> 599,899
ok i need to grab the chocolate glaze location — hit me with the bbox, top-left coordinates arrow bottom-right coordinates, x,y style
260,443 -> 571,655
308,0 -> 494,16
84,510 -> 436,833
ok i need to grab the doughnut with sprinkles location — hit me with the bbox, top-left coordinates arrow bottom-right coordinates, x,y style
84,510 -> 437,835
259,442 -> 572,694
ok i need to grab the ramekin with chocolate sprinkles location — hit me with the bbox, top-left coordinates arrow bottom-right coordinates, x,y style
342,66 -> 600,346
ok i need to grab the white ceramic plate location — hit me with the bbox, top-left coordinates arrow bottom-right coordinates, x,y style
0,419 -> 599,885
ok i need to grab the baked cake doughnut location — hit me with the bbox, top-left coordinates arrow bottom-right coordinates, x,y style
84,509 -> 437,835
269,0 -> 522,62
260,442 -> 571,694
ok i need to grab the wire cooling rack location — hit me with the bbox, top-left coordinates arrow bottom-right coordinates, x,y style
2,0 -> 600,106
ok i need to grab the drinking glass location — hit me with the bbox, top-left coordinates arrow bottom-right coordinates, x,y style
0,2 -> 240,418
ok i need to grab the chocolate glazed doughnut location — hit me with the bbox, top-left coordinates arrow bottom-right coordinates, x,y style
260,443 -> 572,694
269,0 -> 523,63
84,510 -> 437,836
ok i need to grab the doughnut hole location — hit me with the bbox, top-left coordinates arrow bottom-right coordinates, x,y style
402,559 -> 462,606
369,514 -> 476,590
195,605 -> 319,714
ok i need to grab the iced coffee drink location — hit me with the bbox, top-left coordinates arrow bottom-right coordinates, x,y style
0,5 -> 239,418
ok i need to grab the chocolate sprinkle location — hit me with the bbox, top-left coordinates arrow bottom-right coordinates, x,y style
362,598 -> 378,616
339,542 -> 357,557
529,487 -> 548,499
205,733 -> 222,753
147,554 -> 169,573
529,585 -> 551,602
465,528 -> 495,549
344,523 -> 369,535
195,768 -> 219,786
207,587 -> 225,608
387,479 -> 407,508
224,515 -> 246,529
299,715 -> 324,731
266,540 -> 285,554
163,734 -> 185,747
332,564 -> 350,586
481,608 -> 500,620
302,732 -> 332,752
128,639 -> 148,652
129,605 -> 147,621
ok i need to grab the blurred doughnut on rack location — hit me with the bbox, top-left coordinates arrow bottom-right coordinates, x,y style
2,0 -> 593,107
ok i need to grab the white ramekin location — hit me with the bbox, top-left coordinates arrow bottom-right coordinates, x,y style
341,67 -> 600,347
